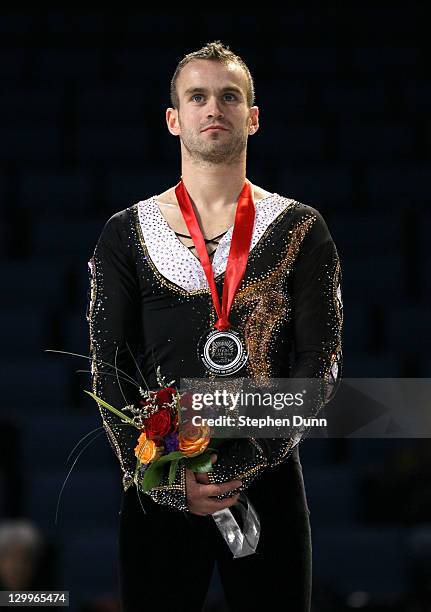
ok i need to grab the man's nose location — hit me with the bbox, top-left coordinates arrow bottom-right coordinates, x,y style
206,96 -> 224,117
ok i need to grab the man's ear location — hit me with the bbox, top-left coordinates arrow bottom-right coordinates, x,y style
166,107 -> 180,136
248,106 -> 259,135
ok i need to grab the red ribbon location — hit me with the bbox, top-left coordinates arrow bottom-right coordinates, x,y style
174,178 -> 255,331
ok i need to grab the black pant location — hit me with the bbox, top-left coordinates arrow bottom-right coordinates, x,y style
118,449 -> 312,611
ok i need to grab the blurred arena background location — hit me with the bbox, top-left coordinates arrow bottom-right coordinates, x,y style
0,6 -> 429,611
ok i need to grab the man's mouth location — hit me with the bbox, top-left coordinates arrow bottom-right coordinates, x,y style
202,126 -> 228,132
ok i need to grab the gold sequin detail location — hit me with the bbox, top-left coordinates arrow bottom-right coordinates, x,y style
233,215 -> 316,381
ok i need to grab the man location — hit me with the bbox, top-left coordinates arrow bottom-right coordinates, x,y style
87,40 -> 343,611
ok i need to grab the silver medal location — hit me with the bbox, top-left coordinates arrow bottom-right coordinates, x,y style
198,326 -> 248,376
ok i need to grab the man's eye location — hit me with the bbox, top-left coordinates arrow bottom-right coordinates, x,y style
191,93 -> 237,102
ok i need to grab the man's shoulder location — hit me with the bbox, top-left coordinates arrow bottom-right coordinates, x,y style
287,197 -> 336,251
97,203 -> 141,245
279,195 -> 328,227
106,201 -> 141,225
269,194 -> 334,250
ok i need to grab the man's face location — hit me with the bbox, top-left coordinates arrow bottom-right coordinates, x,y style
167,59 -> 259,165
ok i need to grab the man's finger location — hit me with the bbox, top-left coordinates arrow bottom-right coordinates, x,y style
202,480 -> 242,498
207,494 -> 240,513
195,471 -> 210,484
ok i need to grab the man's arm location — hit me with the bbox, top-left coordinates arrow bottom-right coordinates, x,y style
256,223 -> 343,469
87,210 -> 143,491
87,210 -> 246,513
87,211 -> 189,510
206,207 -> 343,495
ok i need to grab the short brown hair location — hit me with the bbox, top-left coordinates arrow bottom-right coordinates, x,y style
170,40 -> 255,110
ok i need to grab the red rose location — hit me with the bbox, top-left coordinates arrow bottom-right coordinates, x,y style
156,386 -> 177,407
145,407 -> 174,441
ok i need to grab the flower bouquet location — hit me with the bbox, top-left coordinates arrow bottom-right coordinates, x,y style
84,365 -> 221,494
45,348 -> 259,558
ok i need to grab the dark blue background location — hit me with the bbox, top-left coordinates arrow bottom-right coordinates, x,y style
0,6 -> 429,611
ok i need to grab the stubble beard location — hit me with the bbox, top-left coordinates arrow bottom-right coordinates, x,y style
179,120 -> 248,166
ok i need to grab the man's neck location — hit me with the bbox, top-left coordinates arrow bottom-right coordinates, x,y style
180,165 -> 248,213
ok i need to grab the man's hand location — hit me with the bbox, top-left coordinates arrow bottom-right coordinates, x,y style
186,453 -> 242,516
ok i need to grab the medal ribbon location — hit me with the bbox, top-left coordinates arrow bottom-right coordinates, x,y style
174,178 -> 255,331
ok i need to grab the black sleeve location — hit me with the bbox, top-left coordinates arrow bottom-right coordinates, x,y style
87,210 -> 189,511
257,209 -> 343,468
87,210 -> 142,491
207,207 -> 343,496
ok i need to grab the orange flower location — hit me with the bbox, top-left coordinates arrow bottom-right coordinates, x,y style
178,422 -> 211,457
134,431 -> 158,464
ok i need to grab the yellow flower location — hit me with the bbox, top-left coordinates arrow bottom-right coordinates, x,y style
134,431 -> 157,464
178,423 -> 211,457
